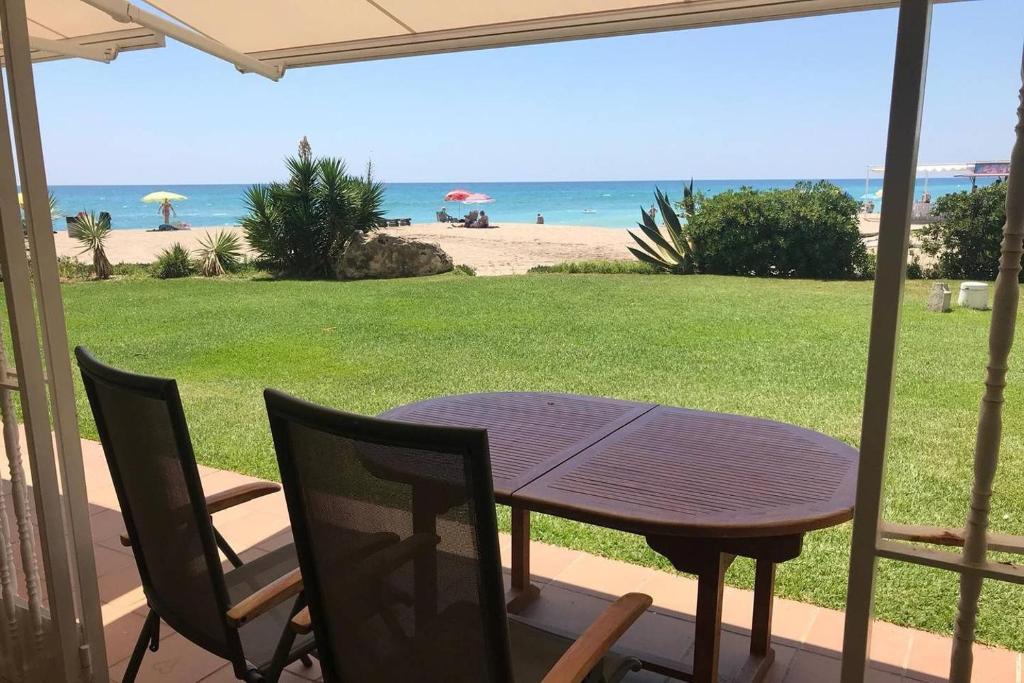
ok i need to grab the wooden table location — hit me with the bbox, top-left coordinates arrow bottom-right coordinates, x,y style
382,393 -> 857,683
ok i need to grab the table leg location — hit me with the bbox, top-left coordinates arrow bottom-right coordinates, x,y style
412,487 -> 438,628
750,559 -> 775,657
506,506 -> 540,613
693,552 -> 731,683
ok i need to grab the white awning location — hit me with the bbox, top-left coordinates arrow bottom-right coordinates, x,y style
1,0 -> 163,63
145,0 -> 956,70
868,163 -> 979,174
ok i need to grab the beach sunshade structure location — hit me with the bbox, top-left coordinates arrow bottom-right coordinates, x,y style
463,192 -> 494,204
141,191 -> 188,203
264,388 -> 652,683
444,189 -> 472,202
75,348 -> 317,682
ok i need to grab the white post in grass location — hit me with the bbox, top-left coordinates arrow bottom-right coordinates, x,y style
949,49 -> 1024,683
840,1 -> 932,681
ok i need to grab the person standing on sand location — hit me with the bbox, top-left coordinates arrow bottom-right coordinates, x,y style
159,198 -> 175,226
537,213 -> 544,224
648,205 -> 657,220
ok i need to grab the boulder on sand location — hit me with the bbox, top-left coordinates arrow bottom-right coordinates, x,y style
336,231 -> 453,280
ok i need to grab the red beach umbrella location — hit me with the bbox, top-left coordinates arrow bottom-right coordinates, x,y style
444,189 -> 472,201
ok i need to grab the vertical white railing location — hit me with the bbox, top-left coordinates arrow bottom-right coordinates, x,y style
842,19 -> 1024,683
949,50 -> 1024,682
840,1 -> 932,679
0,0 -> 109,680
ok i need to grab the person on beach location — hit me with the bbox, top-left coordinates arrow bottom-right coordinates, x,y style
536,213 -> 544,224
471,211 -> 490,229
159,198 -> 175,226
921,191 -> 932,203
648,205 -> 657,220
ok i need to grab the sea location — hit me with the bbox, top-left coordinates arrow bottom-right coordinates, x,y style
47,178 -> 994,231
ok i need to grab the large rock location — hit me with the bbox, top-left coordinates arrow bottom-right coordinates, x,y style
336,231 -> 453,280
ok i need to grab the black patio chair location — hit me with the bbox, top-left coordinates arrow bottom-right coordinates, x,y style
264,388 -> 653,683
75,348 -> 325,682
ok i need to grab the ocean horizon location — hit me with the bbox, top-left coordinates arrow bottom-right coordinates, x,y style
46,177 -> 993,231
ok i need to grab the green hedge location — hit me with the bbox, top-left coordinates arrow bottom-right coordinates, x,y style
687,181 -> 868,279
920,182 -> 1008,281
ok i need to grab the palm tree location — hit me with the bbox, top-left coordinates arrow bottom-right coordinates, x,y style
68,212 -> 112,279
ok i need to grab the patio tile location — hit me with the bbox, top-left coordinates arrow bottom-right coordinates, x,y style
209,511 -> 290,553
91,543 -> 135,578
636,569 -> 699,619
96,561 -> 142,604
904,632 -> 1019,683
108,633 -> 226,683
103,611 -> 150,668
284,656 -> 322,680
199,664 -> 312,682
499,538 -> 585,586
767,598 -> 819,648
549,551 -> 660,598
783,650 -> 901,683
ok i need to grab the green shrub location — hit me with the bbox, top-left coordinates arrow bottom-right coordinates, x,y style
57,256 -> 91,281
686,181 -> 867,279
242,156 -> 384,278
113,263 -> 154,280
196,230 -> 243,276
453,264 -> 477,276
529,260 -> 660,274
920,183 -> 1008,281
153,243 -> 194,279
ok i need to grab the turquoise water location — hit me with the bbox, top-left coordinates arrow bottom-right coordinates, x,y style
47,178 -> 993,231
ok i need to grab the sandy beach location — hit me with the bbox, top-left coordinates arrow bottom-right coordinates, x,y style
53,223 -> 639,276
53,216 -> 892,277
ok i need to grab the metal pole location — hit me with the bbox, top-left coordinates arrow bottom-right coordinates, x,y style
949,49 -> 1024,683
80,0 -> 283,80
840,2 -> 932,681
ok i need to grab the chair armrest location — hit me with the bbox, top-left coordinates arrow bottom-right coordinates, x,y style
291,607 -> 312,635
119,482 -> 282,546
206,481 -> 281,514
226,568 -> 302,627
540,593 -> 652,683
287,533 -> 440,635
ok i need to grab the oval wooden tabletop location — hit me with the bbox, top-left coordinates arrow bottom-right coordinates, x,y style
382,392 -> 858,539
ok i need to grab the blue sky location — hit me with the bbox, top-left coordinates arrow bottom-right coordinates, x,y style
31,0 -> 1022,185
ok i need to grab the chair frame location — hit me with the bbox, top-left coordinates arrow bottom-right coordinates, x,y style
265,388 -> 652,683
76,348 -> 311,682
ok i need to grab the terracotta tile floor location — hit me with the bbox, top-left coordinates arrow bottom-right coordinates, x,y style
73,439 -> 1020,683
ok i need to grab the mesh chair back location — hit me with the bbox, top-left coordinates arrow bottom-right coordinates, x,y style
265,389 -> 513,683
76,348 -> 236,658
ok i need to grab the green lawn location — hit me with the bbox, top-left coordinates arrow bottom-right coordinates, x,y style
59,272 -> 1024,650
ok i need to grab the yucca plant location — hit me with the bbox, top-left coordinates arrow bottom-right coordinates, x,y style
68,211 -> 112,279
242,155 -> 385,278
627,184 -> 699,274
196,230 -> 242,276
153,243 -> 194,279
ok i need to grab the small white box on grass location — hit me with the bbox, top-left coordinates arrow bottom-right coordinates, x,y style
958,281 -> 989,310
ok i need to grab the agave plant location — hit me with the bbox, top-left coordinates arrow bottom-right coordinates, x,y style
627,184 -> 698,274
68,211 -> 112,280
196,230 -> 242,276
